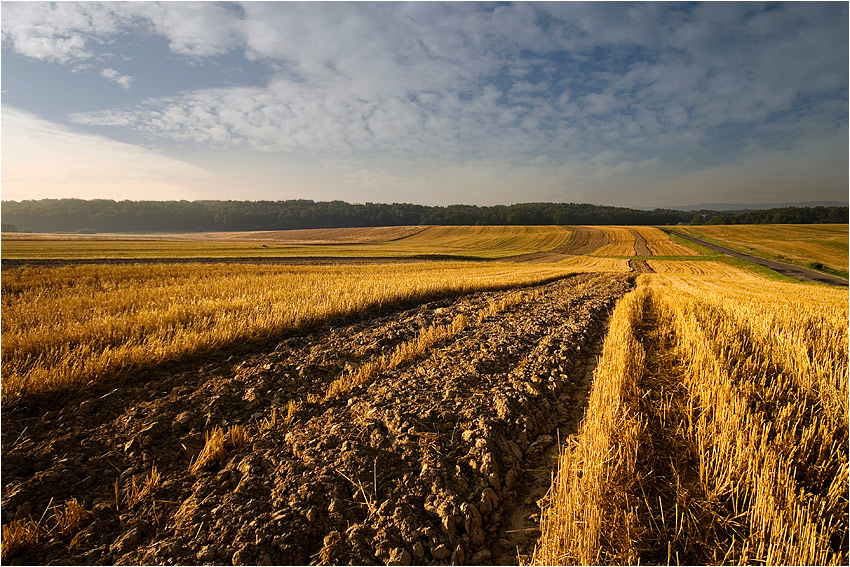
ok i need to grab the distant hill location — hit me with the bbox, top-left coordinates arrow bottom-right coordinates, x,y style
667,201 -> 848,211
1,199 -> 847,233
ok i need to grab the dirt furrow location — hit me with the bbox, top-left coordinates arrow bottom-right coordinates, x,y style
628,228 -> 652,256
2,273 -> 633,565
628,259 -> 654,273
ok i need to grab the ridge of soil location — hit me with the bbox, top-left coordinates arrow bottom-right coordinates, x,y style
2,273 -> 633,565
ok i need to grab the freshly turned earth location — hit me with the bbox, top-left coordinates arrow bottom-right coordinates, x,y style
1,273 -> 633,565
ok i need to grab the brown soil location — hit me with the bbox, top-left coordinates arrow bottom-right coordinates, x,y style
628,259 -> 654,273
1,273 -> 633,565
628,228 -> 651,256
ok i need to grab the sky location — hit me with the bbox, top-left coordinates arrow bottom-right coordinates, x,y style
1,1 -> 847,208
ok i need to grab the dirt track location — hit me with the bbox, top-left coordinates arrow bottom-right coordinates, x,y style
1,273 -> 634,565
628,228 -> 651,256
628,259 -> 654,273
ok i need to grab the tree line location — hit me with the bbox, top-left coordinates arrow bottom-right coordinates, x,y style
1,199 -> 847,233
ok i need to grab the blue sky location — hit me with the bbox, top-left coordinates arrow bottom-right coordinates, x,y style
1,1 -> 847,207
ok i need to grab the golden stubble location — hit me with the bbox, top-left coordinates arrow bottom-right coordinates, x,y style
1,262 -> 575,402
533,274 -> 848,565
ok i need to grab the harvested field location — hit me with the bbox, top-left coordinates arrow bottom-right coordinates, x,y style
1,226 -> 428,244
550,227 -> 608,255
1,226 -> 574,261
557,256 -> 630,272
676,224 -> 849,272
646,259 -> 757,278
533,274 -> 848,565
0,237 -> 307,260
392,226 -> 573,258
666,229 -> 849,286
3,223 -> 847,567
1,261 -> 578,402
179,226 -> 428,244
592,227 -> 635,256
1,273 -> 634,565
631,226 -> 702,256
507,227 -> 608,262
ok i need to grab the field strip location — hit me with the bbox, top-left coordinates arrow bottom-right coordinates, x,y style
1,226 -> 430,244
541,226 -> 608,256
533,274 -> 848,565
1,274 -> 634,564
664,228 -> 849,286
632,226 -> 704,256
676,224 -> 848,272
1,225 -> 575,261
646,259 -> 757,278
555,256 -> 630,271
591,227 -> 635,256
1,262 -> 580,402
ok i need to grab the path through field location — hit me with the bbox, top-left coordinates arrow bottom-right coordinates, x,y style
1,273 -> 633,565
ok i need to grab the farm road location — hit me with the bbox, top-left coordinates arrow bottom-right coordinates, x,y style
663,228 -> 849,286
2,273 -> 634,565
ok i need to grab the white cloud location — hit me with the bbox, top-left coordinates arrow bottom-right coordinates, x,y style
1,106 -> 218,201
0,2 -> 245,62
127,2 -> 244,57
100,68 -> 133,89
4,2 -> 848,205
0,2 -> 128,62
63,4 -> 843,161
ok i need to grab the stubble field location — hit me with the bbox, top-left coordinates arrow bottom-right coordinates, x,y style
676,224 -> 848,276
1,224 -> 847,565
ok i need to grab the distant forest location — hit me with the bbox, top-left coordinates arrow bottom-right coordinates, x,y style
1,199 -> 847,233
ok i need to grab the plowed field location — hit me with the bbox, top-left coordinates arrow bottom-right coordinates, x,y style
2,273 -> 634,565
